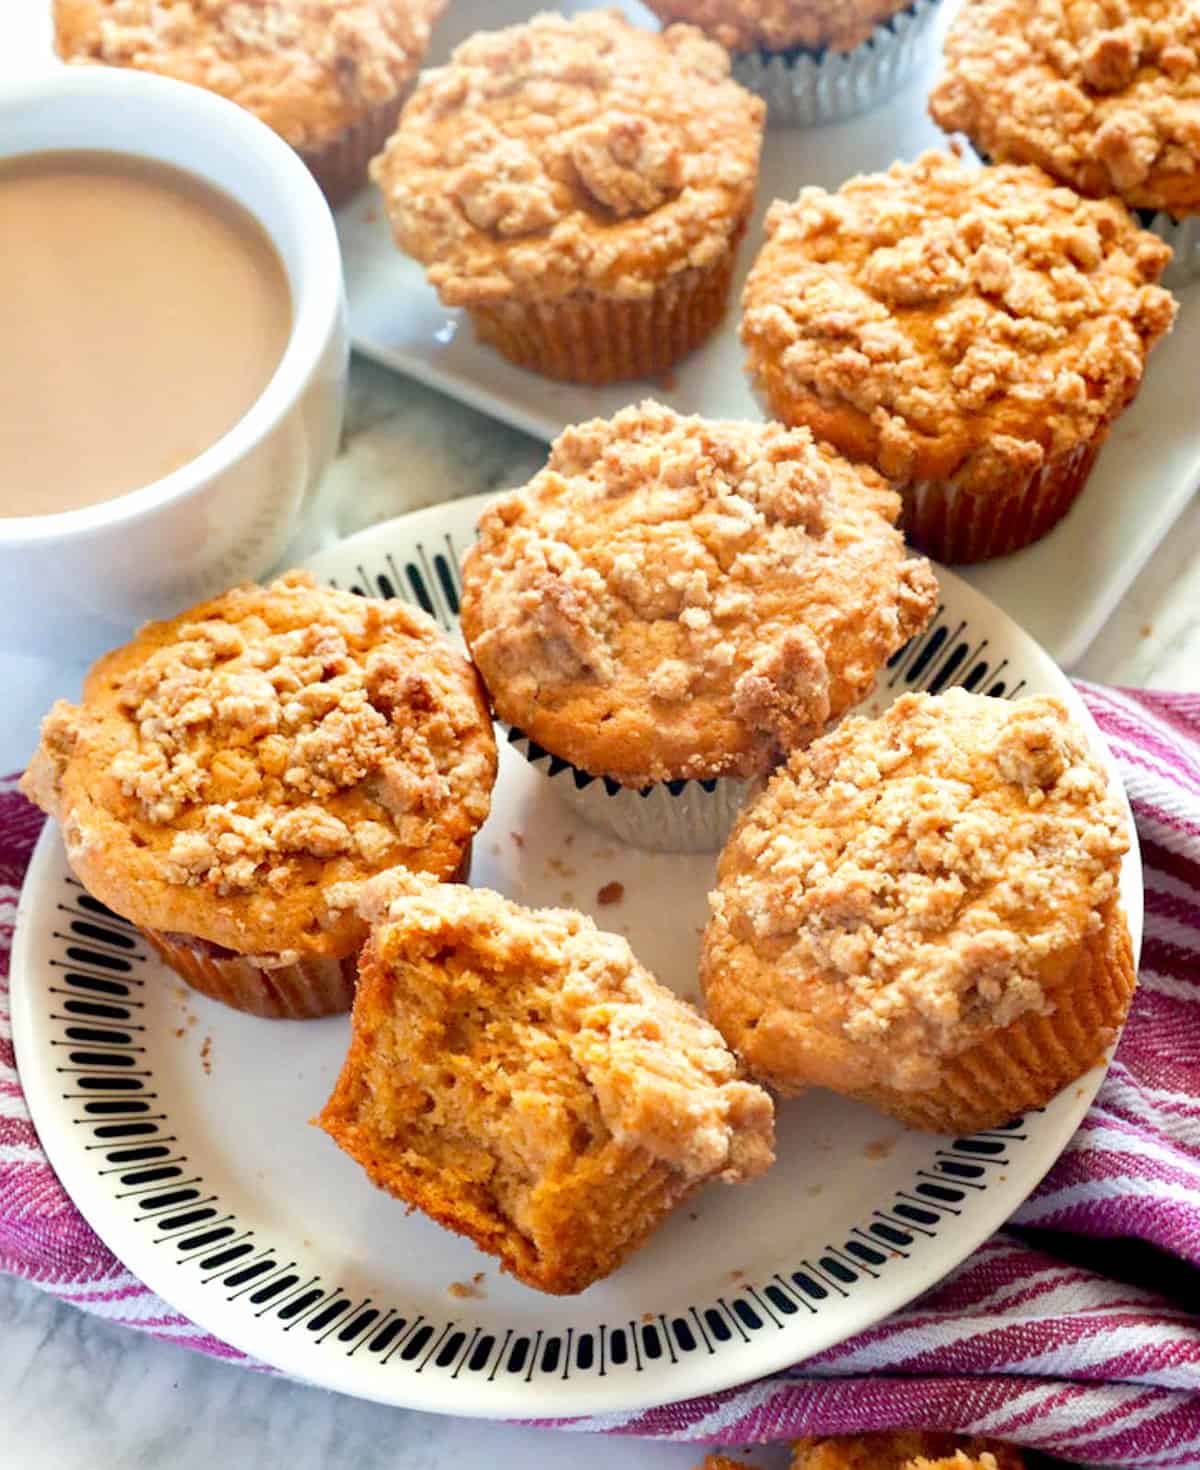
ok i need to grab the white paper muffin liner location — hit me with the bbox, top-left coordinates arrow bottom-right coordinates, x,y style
731,0 -> 941,128
1138,208 -> 1200,288
508,730 -> 754,853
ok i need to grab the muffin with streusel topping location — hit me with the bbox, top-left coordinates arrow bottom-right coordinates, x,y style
742,152 -> 1177,563
21,572 -> 497,1019
460,401 -> 938,851
54,0 -> 446,204
695,1435 -> 1025,1470
317,870 -> 775,1294
930,0 -> 1200,282
644,0 -> 943,127
370,10 -> 764,384
702,689 -> 1136,1133
790,1432 -> 1025,1470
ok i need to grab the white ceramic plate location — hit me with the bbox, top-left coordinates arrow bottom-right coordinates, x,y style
12,495 -> 1143,1417
336,0 -> 1200,669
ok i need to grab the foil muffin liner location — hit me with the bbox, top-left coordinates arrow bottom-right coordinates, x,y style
508,729 -> 754,853
730,0 -> 941,128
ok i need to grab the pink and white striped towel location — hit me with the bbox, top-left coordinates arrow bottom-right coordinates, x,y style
3,684 -> 1200,1464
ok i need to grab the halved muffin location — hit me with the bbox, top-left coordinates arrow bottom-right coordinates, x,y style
317,873 -> 775,1294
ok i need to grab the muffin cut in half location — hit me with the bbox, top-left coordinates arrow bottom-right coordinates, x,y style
317,873 -> 775,1294
371,10 -> 764,384
460,401 -> 937,851
21,572 -> 497,1019
702,689 -> 1136,1134
54,0 -> 447,205
742,151 -> 1176,562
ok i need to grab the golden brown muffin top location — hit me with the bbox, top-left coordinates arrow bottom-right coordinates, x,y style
704,690 -> 1129,1095
460,402 -> 937,787
930,0 -> 1200,215
644,0 -> 918,54
54,0 -> 445,148
347,871 -> 776,1185
370,10 -> 764,307
741,152 -> 1175,491
21,572 -> 496,959
791,1434 -> 1025,1470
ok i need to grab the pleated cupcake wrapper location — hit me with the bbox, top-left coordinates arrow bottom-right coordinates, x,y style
1137,207 -> 1200,288
898,437 -> 1101,564
848,907 -> 1137,1135
139,928 -> 359,1020
507,729 -> 753,853
298,90 -> 409,208
464,242 -> 739,386
731,0 -> 941,128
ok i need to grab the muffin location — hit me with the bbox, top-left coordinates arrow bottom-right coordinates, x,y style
742,152 -> 1177,563
370,11 -> 764,385
21,572 -> 497,1019
644,0 -> 943,127
54,0 -> 446,205
316,872 -> 775,1295
790,1434 -> 1025,1470
930,0 -> 1200,284
702,689 -> 1136,1134
460,402 -> 938,852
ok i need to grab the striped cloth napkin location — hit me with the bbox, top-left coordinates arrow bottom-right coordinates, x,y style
3,684 -> 1199,1465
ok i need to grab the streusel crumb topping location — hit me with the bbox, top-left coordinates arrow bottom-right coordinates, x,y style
704,690 -> 1129,1093
742,152 -> 1175,491
460,402 -> 937,786
644,0 -> 917,55
355,870 -> 775,1183
21,573 -> 495,956
930,0 -> 1200,213
370,10 -> 764,306
54,0 -> 445,146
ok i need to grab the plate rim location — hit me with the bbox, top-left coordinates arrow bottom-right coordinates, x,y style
10,497 -> 1144,1418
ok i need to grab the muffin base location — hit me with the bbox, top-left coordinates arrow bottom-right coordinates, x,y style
465,242 -> 740,385
848,903 -> 1137,1134
510,729 -> 754,853
731,0 -> 940,128
299,92 -> 409,209
140,929 -> 359,1020
898,438 -> 1102,564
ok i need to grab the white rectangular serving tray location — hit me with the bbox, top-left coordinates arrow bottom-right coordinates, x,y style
337,0 -> 1200,668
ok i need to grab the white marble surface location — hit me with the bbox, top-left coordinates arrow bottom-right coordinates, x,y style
1,355 -> 1197,1470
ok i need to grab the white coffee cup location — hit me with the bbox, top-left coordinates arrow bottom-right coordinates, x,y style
0,68 -> 348,657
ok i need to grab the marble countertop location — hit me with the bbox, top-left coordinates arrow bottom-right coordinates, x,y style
2,355 -> 1197,1470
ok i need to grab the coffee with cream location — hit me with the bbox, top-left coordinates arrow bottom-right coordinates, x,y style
0,151 -> 293,517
